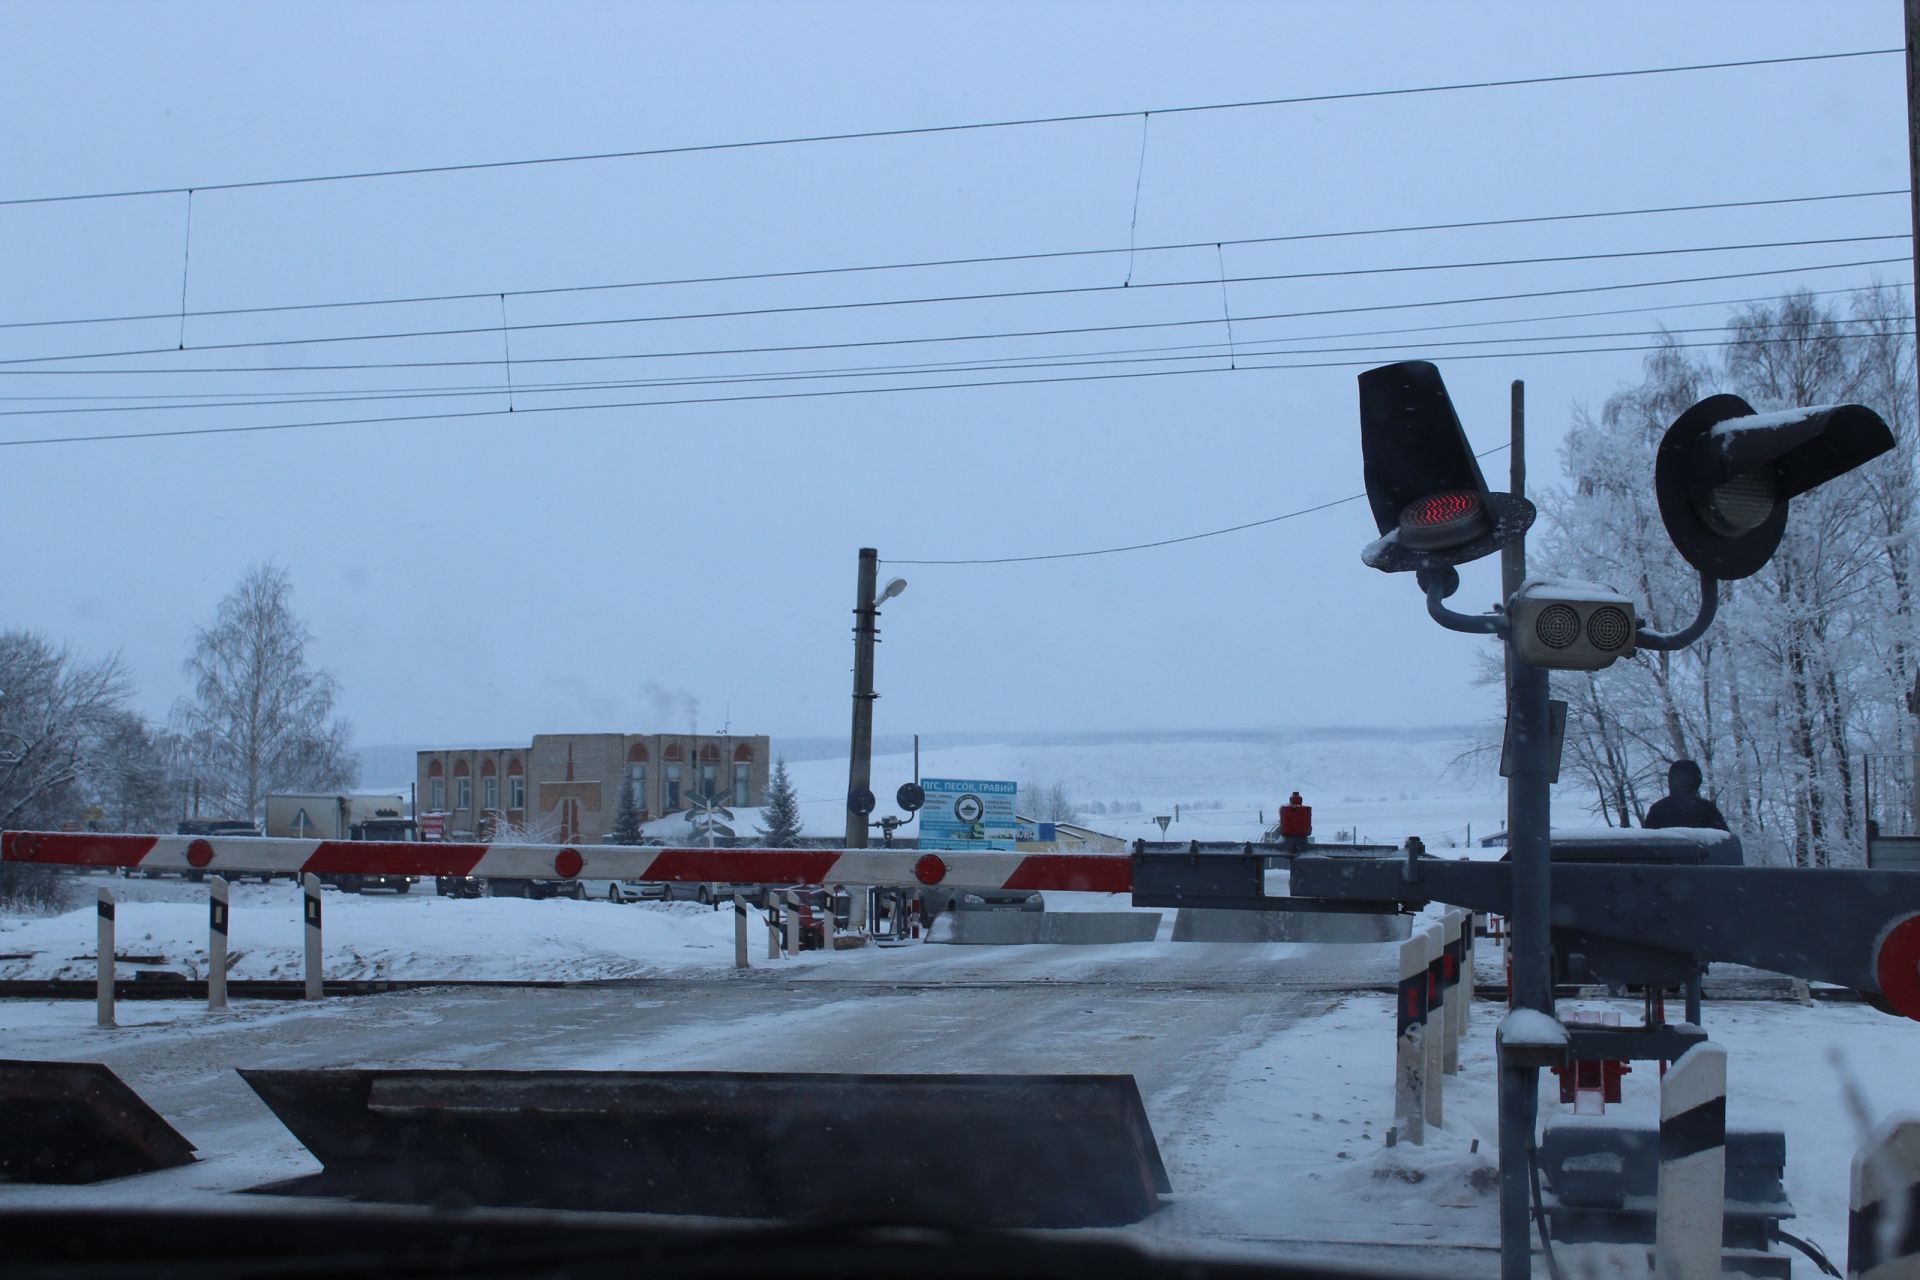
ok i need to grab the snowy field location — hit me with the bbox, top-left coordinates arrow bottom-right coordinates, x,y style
642,726 -> 1597,850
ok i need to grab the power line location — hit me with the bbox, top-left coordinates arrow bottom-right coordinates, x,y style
3,327 -> 1908,451
890,443 -> 1517,567
3,275 -> 1898,380
0,235 -> 1900,369
1,47 -> 1894,208
0,188 -> 1899,333
6,314 -> 1910,418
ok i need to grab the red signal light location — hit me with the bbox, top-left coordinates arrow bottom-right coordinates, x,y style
1398,489 -> 1489,550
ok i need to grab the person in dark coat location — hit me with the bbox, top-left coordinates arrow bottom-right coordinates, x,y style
1643,759 -> 1729,831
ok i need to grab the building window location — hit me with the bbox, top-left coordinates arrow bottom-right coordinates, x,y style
733,762 -> 750,806
430,778 -> 445,811
701,761 -> 718,799
628,761 -> 646,808
483,776 -> 498,811
666,763 -> 681,810
456,778 -> 472,811
509,775 -> 525,810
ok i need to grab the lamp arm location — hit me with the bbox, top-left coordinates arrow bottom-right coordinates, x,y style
1635,572 -> 1718,651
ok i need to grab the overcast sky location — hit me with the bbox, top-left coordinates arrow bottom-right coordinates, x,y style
0,1 -> 1908,750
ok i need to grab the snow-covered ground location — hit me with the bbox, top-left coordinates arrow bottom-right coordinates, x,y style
0,964 -> 1909,1275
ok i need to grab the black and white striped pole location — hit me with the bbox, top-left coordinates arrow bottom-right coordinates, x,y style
766,901 -> 781,960
208,875 -> 229,1010
785,890 -> 801,956
1442,908 -> 1467,1075
1423,922 -> 1445,1128
733,892 -> 749,970
1655,1041 -> 1727,1279
1395,929 -> 1428,1145
96,887 -> 114,1029
1850,1117 -> 1920,1280
302,873 -> 322,1000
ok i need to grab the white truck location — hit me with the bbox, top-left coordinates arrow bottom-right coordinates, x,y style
263,793 -> 416,893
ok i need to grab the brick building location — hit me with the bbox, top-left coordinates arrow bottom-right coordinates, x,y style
417,731 -> 771,843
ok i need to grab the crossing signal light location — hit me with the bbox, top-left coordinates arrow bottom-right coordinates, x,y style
1656,394 -> 1894,580
1358,361 -> 1534,573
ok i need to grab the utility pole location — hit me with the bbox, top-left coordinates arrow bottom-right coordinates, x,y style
1494,376 -> 1556,1280
845,548 -> 880,848
1904,0 -> 1920,816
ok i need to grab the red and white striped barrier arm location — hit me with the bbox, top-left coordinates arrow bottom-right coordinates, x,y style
0,832 -> 1133,894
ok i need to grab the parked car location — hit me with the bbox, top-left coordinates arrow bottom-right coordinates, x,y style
583,877 -> 668,904
923,886 -> 1046,918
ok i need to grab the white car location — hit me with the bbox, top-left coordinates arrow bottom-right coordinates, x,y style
582,877 -> 668,904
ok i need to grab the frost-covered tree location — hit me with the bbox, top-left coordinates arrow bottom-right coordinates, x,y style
0,631 -> 149,909
172,563 -> 356,821
757,758 -> 803,845
1020,780 -> 1078,822
1534,286 -> 1916,865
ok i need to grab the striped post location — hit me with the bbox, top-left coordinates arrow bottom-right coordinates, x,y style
301,873 -> 323,1000
733,892 -> 749,970
766,904 -> 781,959
850,885 -> 868,934
1458,910 -> 1475,1039
785,891 -> 801,956
1850,1117 -> 1920,1280
1423,924 -> 1445,1128
208,875 -> 229,1010
1442,909 -> 1465,1075
1395,931 -> 1428,1145
1655,1041 -> 1727,1280
96,887 -> 114,1029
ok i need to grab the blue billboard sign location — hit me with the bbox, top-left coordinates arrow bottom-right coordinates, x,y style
918,778 -> 1019,850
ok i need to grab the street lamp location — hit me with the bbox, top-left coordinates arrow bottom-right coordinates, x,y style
845,550 -> 907,848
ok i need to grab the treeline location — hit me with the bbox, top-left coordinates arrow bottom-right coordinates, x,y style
1528,285 -> 1915,867
1,563 -> 356,841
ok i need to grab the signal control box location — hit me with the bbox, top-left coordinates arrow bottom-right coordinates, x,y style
1510,580 -> 1637,671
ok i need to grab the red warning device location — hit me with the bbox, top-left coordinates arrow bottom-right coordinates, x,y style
1277,792 -> 1312,840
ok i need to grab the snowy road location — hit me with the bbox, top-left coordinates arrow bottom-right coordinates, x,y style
4,921 -> 1910,1277
0,945 -> 1506,1277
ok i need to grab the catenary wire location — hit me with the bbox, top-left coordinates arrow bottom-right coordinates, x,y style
5,314 -> 1911,416
2,329 -> 1908,450
0,48 -> 1894,208
0,240 -> 1901,369
3,277 -> 1899,379
0,188 -> 1900,333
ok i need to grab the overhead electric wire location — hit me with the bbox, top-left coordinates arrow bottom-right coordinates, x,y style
0,47 -> 1894,208
0,236 -> 1901,370
3,276 -> 1899,379
5,314 -> 1910,417
0,187 -> 1899,334
3,328 -> 1911,451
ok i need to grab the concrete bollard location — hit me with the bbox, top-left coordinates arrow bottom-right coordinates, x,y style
1395,931 -> 1428,1145
766,906 -> 782,960
302,873 -> 323,1000
1850,1116 -> 1920,1280
1458,910 -> 1475,1041
209,875 -> 230,1010
733,893 -> 749,970
850,885 -> 868,934
1655,1041 -> 1727,1280
1423,924 -> 1445,1129
785,891 -> 801,956
96,888 -> 115,1029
